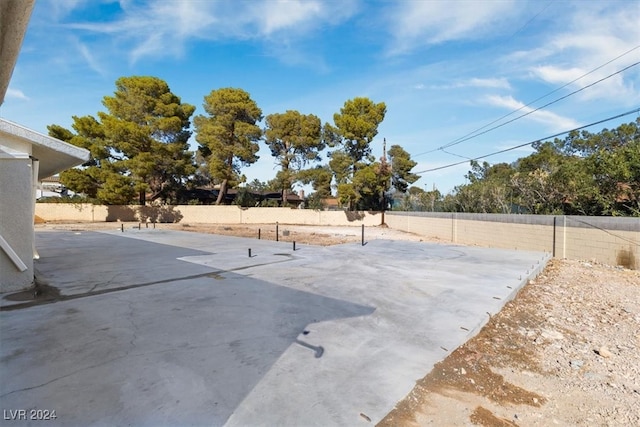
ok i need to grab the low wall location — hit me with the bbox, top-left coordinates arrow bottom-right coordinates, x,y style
34,204 -> 639,269
386,212 -> 639,270
34,204 -> 381,227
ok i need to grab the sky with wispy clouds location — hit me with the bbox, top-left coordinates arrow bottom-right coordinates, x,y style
3,0 -> 639,193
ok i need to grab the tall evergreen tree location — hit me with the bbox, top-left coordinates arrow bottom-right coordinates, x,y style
264,110 -> 324,204
326,97 -> 387,209
49,76 -> 195,205
101,76 -> 195,205
388,144 -> 419,193
194,88 -> 262,205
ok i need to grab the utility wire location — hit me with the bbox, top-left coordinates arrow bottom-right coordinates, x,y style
414,107 -> 640,174
413,45 -> 640,157
507,1 -> 554,40
441,55 -> 640,150
435,60 -> 639,157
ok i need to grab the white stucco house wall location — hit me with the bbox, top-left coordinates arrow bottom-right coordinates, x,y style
0,0 -> 90,293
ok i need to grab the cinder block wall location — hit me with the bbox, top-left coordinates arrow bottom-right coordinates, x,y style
386,212 -> 639,269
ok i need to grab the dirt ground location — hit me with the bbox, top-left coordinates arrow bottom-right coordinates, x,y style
37,222 -> 640,426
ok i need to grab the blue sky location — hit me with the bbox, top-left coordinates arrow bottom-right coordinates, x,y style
2,0 -> 639,194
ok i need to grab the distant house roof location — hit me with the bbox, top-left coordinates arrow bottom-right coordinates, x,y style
323,197 -> 340,207
0,118 -> 90,179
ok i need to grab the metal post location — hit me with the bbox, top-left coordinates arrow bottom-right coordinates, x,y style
562,215 -> 567,259
248,248 -> 252,258
552,216 -> 556,257
153,221 -> 156,229
293,241 -> 296,251
276,222 -> 279,242
138,222 -> 141,230
258,228 -> 261,240
361,224 -> 365,246
121,224 -> 124,232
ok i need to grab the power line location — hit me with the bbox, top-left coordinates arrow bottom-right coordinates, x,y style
414,107 -> 640,174
413,44 -> 640,158
507,1 -> 554,40
437,60 -> 639,156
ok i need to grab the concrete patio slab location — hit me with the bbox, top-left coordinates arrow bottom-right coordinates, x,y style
1,228 -> 549,426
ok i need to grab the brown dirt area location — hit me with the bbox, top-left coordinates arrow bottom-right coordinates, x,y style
379,259 -> 640,427
37,221 -> 640,426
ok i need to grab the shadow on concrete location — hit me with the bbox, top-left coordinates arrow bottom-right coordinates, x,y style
1,232 -> 373,426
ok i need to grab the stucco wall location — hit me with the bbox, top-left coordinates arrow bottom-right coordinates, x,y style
0,158 -> 34,291
35,204 -> 381,227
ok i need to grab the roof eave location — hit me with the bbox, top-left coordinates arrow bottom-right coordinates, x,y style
0,118 -> 90,179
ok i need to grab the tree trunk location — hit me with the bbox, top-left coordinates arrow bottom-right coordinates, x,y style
216,179 -> 228,205
139,190 -> 146,206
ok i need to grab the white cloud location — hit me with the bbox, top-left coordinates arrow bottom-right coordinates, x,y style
46,0 -> 89,20
468,78 -> 511,90
386,0 -> 518,55
62,0 -> 358,64
513,2 -> 640,103
6,88 -> 29,101
66,1 -> 219,62
430,78 -> 511,90
257,1 -> 323,34
75,40 -> 106,75
485,95 -> 580,131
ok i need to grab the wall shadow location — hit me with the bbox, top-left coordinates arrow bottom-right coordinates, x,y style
344,210 -> 365,221
138,205 -> 183,223
106,205 -> 137,222
105,205 -> 183,223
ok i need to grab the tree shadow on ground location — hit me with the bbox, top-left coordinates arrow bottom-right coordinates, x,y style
105,205 -> 183,223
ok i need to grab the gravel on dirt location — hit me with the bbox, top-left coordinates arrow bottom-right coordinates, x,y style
379,259 -> 640,427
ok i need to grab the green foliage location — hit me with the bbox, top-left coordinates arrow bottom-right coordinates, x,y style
36,195 -> 101,204
446,119 -> 640,216
329,97 -> 386,163
351,161 -> 390,210
194,88 -> 262,204
395,186 -> 444,211
97,173 -> 137,205
245,179 -> 269,194
298,166 -> 333,198
101,76 -> 195,204
450,161 -> 517,213
50,76 -> 195,205
388,144 -> 419,193
328,150 -> 353,185
325,97 -> 391,210
264,110 -> 324,203
304,192 -> 327,210
234,187 -> 259,207
267,170 -> 294,203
